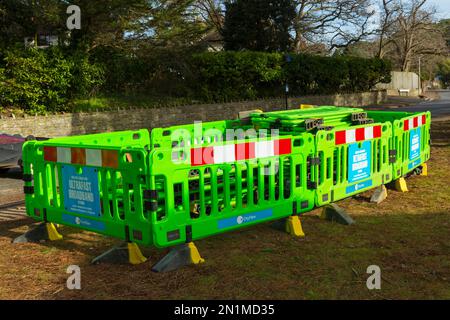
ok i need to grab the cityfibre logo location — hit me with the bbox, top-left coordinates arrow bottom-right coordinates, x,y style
354,182 -> 366,191
236,214 -> 257,225
74,216 -> 92,227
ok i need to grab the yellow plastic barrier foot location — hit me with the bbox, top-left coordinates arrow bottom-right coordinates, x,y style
12,222 -> 63,243
300,104 -> 315,109
46,223 -> 63,241
91,242 -> 147,265
394,177 -> 408,192
370,185 -> 388,204
127,243 -> 147,265
188,242 -> 205,264
285,215 -> 305,237
151,242 -> 205,272
420,163 -> 428,176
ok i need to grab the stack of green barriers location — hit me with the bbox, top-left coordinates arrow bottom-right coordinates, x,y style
19,106 -> 431,271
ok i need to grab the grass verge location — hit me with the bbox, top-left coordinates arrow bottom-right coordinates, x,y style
0,121 -> 449,300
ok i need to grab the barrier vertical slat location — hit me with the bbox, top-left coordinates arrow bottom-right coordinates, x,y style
247,161 -> 254,206
199,169 -> 205,217
210,168 -> 218,215
235,164 -> 243,210
182,179 -> 190,217
50,163 -> 58,208
279,157 -> 285,200
289,156 -> 295,198
110,172 -> 119,220
56,164 -> 64,209
100,169 -> 111,219
223,167 -> 231,211
44,164 -> 52,207
338,147 -> 342,185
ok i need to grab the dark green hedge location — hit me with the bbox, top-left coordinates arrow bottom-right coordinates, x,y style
191,51 -> 284,101
0,48 -> 391,114
191,51 -> 391,101
0,47 -> 104,114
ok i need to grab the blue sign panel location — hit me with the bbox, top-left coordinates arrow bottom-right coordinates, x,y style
62,214 -> 105,232
348,141 -> 372,183
346,179 -> 373,195
61,165 -> 101,217
408,158 -> 422,170
409,127 -> 421,161
218,209 -> 273,230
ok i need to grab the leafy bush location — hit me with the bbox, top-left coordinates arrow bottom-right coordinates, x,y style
191,51 -> 284,101
437,59 -> 450,88
0,47 -> 391,113
92,49 -> 152,94
0,47 -> 105,114
0,48 -> 72,113
70,54 -> 105,97
191,51 -> 392,101
347,56 -> 392,93
93,47 -> 196,98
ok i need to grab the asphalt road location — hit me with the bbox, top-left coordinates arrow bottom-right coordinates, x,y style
0,168 -> 24,205
394,90 -> 450,120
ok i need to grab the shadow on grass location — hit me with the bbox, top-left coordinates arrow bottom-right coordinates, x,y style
2,210 -> 443,300
0,122 -> 448,299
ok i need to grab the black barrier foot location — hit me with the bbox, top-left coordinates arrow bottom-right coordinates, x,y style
370,185 -> 388,204
91,242 -> 147,265
12,222 -> 62,243
320,204 -> 355,225
151,242 -> 205,273
271,218 -> 286,231
412,164 -> 428,176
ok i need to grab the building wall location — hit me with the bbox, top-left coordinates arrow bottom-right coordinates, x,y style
0,91 -> 386,138
377,71 -> 420,96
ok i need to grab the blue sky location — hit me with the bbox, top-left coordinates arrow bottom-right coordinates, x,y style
428,0 -> 450,19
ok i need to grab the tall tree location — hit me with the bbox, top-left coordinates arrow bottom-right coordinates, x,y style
0,0 -> 63,51
376,0 -> 399,58
64,0 -> 152,52
438,19 -> 450,50
192,0 -> 225,33
62,0 -> 207,53
437,59 -> 450,88
291,0 -> 375,53
222,0 -> 296,52
376,0 -> 446,72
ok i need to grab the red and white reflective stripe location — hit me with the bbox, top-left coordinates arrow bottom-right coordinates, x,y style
335,125 -> 382,145
43,146 -> 119,168
190,139 -> 291,166
404,115 -> 426,131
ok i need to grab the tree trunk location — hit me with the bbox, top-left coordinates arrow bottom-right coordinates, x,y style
294,31 -> 302,53
402,57 -> 411,72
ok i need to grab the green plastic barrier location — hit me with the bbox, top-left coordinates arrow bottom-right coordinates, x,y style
251,106 -> 369,133
22,130 -> 154,246
367,111 -> 431,179
148,125 -> 316,248
21,106 -> 431,251
312,121 -> 392,206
